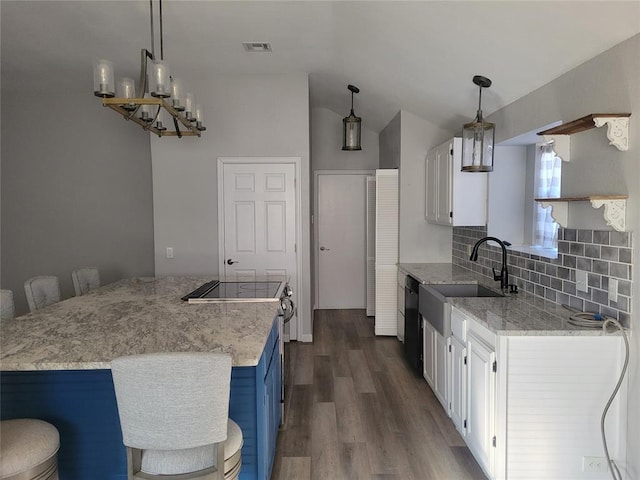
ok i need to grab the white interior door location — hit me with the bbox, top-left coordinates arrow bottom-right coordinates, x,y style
316,172 -> 369,309
220,161 -> 298,338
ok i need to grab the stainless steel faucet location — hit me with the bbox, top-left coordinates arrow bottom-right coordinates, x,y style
470,236 -> 511,290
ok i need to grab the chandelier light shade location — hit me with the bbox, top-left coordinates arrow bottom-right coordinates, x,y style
195,104 -> 206,131
461,75 -> 495,172
342,84 -> 362,151
150,60 -> 170,98
170,77 -> 184,110
93,0 -> 203,138
93,59 -> 115,98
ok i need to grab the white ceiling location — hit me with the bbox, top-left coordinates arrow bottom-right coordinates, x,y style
2,1 -> 639,133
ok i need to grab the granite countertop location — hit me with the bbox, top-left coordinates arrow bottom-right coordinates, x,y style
398,263 -> 617,337
0,277 -> 280,371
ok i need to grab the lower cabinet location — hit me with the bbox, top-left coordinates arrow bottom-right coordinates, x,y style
397,271 -> 405,341
465,331 -> 496,477
423,319 -> 436,388
448,306 -> 628,480
448,335 -> 466,437
422,318 -> 448,410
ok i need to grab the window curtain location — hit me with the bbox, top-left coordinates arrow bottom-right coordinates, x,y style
534,144 -> 561,248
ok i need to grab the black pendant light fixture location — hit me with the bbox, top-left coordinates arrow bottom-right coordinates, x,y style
461,75 -> 495,172
342,84 -> 362,151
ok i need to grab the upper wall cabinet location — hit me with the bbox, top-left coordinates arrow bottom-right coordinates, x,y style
425,137 -> 487,226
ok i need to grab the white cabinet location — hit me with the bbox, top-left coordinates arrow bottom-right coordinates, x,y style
423,318 -> 448,410
434,331 -> 449,408
425,137 -> 488,226
397,271 -> 405,342
423,319 -> 436,388
448,335 -> 466,437
449,306 -> 627,480
466,331 -> 496,477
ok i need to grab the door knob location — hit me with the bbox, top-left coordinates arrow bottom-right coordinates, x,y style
320,246 -> 330,251
226,259 -> 239,265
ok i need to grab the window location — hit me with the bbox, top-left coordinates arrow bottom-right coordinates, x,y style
533,144 -> 561,249
487,121 -> 563,259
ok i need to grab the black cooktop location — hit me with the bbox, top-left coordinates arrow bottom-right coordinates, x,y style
182,280 -> 284,302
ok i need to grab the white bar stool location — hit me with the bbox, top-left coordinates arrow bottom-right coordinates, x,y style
0,418 -> 60,480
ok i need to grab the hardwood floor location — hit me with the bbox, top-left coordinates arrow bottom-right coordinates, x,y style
271,309 -> 487,480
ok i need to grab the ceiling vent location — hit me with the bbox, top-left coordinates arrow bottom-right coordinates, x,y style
242,42 -> 272,52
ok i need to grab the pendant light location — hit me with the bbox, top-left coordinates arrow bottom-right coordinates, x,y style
461,75 -> 495,172
342,84 -> 362,151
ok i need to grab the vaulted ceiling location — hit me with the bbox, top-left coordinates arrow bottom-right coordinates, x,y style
2,1 -> 639,133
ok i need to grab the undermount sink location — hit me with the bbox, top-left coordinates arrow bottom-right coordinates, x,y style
419,283 -> 503,337
427,283 -> 504,298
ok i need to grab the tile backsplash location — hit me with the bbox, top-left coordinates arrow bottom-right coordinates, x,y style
452,226 -> 633,326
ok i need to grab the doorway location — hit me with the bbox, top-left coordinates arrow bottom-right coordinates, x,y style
315,171 -> 374,309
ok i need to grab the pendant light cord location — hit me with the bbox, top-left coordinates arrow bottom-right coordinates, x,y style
476,84 -> 483,121
149,0 -> 155,59
159,0 -> 164,60
149,0 -> 164,60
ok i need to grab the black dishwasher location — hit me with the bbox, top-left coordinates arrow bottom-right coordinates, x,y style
404,275 -> 422,374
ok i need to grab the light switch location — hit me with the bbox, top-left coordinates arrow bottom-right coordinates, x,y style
576,269 -> 588,292
166,247 -> 174,259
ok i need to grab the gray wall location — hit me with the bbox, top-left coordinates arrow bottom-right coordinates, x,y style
311,107 -> 379,171
398,110 -> 454,263
151,73 -> 312,340
1,91 -> 155,315
487,33 -> 640,477
379,112 -> 400,169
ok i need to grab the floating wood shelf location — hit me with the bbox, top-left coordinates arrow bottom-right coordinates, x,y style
537,113 -> 631,160
535,195 -> 628,232
537,114 -> 630,136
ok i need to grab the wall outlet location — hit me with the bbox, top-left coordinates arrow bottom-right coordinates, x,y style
166,247 -> 174,259
576,269 -> 589,292
582,456 -> 609,473
608,278 -> 618,303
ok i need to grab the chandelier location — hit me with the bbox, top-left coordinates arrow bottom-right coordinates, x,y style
93,0 -> 204,137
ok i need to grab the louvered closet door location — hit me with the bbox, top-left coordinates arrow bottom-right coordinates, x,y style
374,169 -> 398,336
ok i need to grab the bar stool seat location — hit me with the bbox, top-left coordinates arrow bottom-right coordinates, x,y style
0,418 -> 60,480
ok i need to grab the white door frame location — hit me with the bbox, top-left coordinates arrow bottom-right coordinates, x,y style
218,157 -> 303,341
313,169 -> 374,310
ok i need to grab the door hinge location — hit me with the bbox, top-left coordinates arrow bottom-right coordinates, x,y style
463,356 -> 467,365
492,436 -> 496,447
450,148 -> 454,156
493,360 -> 497,372
448,344 -> 452,352
463,419 -> 467,428
295,243 -> 297,253
449,211 -> 453,218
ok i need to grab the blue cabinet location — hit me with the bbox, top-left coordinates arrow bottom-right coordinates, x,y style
0,317 -> 281,480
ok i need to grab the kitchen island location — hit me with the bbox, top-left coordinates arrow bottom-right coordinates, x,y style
0,277 -> 282,480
